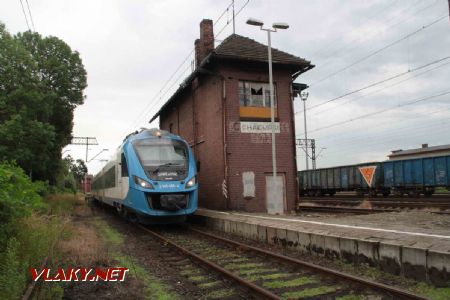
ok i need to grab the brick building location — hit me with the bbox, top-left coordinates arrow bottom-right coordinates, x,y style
150,19 -> 314,213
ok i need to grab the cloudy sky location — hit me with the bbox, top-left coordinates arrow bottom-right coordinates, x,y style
1,0 -> 450,174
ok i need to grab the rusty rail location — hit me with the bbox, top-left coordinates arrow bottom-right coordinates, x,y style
190,227 -> 429,300
137,225 -> 281,300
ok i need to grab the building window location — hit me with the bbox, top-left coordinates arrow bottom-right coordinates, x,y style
169,123 -> 173,133
238,81 -> 277,120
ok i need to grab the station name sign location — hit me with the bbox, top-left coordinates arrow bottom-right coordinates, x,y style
240,122 -> 280,133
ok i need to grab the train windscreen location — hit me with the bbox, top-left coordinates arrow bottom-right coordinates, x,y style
133,139 -> 188,181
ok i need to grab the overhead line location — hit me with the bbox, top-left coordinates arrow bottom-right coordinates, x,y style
295,55 -> 450,114
307,13 -> 449,88
25,0 -> 35,31
309,60 -> 450,116
308,0 -> 423,62
18,0 -> 30,31
122,0 -> 251,137
298,89 -> 450,135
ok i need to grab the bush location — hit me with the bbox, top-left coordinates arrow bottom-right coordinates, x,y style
0,162 -> 46,249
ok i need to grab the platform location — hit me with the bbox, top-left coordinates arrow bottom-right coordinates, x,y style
193,209 -> 450,286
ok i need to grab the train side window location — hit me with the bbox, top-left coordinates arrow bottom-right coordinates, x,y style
121,153 -> 129,177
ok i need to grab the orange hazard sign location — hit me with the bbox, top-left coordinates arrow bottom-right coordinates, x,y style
358,166 -> 377,187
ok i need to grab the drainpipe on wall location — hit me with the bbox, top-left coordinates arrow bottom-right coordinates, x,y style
289,82 -> 299,212
222,78 -> 229,209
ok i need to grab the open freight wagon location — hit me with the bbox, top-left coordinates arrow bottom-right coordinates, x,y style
298,162 -> 387,197
298,155 -> 450,197
384,155 -> 450,196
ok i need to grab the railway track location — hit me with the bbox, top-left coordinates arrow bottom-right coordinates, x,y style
138,224 -> 427,299
298,197 -> 450,214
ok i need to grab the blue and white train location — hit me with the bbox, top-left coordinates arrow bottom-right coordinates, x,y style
92,128 -> 198,223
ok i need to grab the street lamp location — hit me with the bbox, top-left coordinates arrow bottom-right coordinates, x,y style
300,91 -> 309,171
247,18 -> 289,179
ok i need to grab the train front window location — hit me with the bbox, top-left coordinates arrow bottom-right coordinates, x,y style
133,139 -> 188,180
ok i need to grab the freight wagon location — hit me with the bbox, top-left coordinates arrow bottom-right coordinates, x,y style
299,154 -> 450,197
299,162 -> 388,197
384,155 -> 450,197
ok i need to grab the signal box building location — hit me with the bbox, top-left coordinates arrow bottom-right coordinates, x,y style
150,19 -> 314,213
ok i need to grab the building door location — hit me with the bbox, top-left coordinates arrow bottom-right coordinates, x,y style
265,173 -> 286,214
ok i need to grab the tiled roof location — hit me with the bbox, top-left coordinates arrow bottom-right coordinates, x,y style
213,34 -> 311,67
149,34 -> 313,123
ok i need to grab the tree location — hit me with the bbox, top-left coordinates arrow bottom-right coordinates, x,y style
64,155 -> 87,183
0,23 -> 87,183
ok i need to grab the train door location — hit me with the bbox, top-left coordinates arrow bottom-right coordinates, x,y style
120,152 -> 130,200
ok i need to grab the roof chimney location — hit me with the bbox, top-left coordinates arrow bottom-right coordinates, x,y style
195,19 -> 214,67
422,143 -> 428,148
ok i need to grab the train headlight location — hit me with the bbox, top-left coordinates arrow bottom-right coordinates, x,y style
134,176 -> 154,189
185,176 -> 197,188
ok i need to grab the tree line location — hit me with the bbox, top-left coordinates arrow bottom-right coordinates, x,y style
0,23 -> 87,184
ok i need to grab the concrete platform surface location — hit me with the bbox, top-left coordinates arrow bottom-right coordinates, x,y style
194,209 -> 450,286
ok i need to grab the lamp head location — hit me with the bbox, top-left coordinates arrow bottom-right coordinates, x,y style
273,22 -> 289,30
246,18 -> 264,27
300,91 -> 309,101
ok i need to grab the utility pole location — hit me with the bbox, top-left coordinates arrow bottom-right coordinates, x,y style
296,138 -> 316,169
300,92 -> 309,171
70,137 -> 99,163
232,0 -> 235,34
311,139 -> 316,170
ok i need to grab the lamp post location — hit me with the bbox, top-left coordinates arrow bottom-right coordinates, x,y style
247,18 -> 289,178
300,91 -> 309,171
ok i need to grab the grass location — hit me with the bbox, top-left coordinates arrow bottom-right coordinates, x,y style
245,272 -> 293,281
0,193 -> 81,300
94,218 -> 124,245
59,222 -> 107,266
189,275 -> 210,282
224,262 -> 265,270
335,259 -> 450,299
336,294 -> 365,300
180,268 -> 202,276
238,268 -> 278,277
92,218 -> 179,300
205,288 -> 236,299
115,254 -> 179,300
263,276 -> 317,288
282,286 -> 337,299
197,281 -> 222,289
412,282 -> 450,300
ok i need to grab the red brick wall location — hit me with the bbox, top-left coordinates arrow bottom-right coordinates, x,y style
219,62 -> 298,213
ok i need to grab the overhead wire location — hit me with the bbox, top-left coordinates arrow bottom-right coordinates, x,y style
307,0 -> 437,67
296,89 -> 450,136
295,55 -> 450,114
18,0 -> 30,31
308,60 -> 450,117
25,0 -> 36,31
306,13 -> 449,88
121,0 -> 250,137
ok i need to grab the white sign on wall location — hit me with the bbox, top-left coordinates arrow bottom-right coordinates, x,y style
240,122 -> 280,133
242,171 -> 255,199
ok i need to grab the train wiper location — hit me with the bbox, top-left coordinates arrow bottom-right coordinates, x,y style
153,163 -> 182,173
